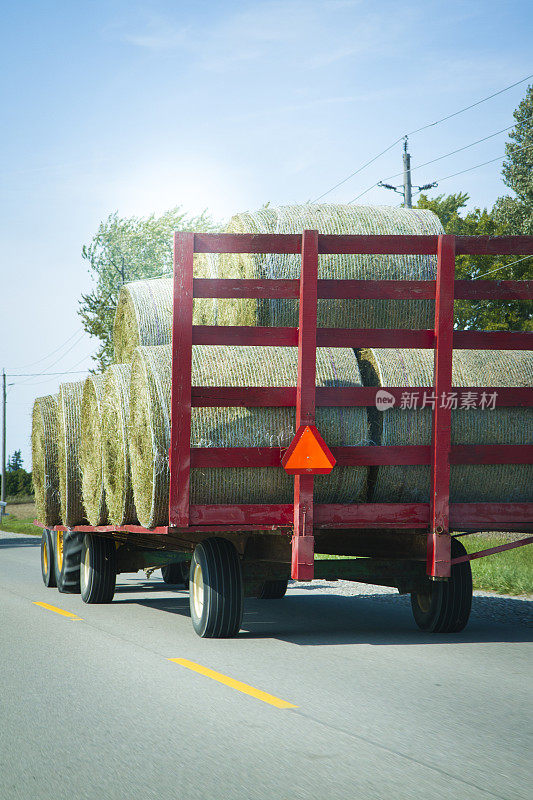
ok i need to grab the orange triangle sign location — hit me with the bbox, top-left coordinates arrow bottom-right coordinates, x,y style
282,425 -> 336,475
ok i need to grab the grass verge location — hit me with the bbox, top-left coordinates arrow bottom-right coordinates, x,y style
316,535 -> 532,596
0,518 -> 40,536
465,535 -> 532,596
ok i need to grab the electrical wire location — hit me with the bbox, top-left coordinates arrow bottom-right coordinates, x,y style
473,255 -> 533,280
13,326 -> 84,370
349,141 -> 533,204
8,330 -> 89,386
421,141 -> 533,186
313,73 -> 532,202
8,370 -> 91,377
379,123 -> 516,183
406,74 -> 532,136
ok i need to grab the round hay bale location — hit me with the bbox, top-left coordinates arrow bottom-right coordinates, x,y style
212,204 -> 443,328
31,394 -> 61,526
80,374 -> 108,525
209,207 -> 278,326
101,364 -> 137,525
57,381 -> 87,527
113,278 -> 174,363
128,344 -> 369,528
358,348 -> 533,504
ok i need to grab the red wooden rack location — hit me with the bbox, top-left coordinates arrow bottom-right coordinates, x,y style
166,231 -> 533,581
46,232 -> 533,583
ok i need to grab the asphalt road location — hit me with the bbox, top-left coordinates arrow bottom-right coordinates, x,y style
1,531 -> 531,800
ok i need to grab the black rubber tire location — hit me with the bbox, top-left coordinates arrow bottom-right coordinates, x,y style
40,529 -> 57,588
257,579 -> 288,599
411,538 -> 472,633
56,531 -> 83,594
161,561 -> 190,588
189,538 -> 243,638
80,534 -> 117,604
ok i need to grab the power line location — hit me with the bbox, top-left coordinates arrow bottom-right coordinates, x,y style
8,330 -> 89,386
423,141 -> 533,186
474,255 -> 533,280
312,139 -> 403,202
406,74 -> 532,136
8,370 -> 90,377
14,326 -> 84,370
313,73 -> 532,202
380,123 -> 516,183
349,141 -> 533,204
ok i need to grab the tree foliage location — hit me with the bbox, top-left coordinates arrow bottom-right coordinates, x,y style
416,99 -> 532,335
493,84 -> 533,236
79,207 -> 219,370
2,450 -> 33,498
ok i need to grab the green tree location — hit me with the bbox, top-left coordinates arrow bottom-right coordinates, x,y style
493,84 -> 533,236
2,450 -> 33,498
79,206 -> 219,370
416,186 -> 531,331
7,450 -> 23,471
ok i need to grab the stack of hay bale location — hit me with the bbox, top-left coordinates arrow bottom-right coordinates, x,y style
31,204 -> 533,531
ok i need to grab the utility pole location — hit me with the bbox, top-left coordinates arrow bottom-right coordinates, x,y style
378,138 -> 437,205
1,370 -> 6,511
403,137 -> 412,208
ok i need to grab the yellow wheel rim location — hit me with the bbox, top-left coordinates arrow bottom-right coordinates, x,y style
56,531 -> 63,573
82,546 -> 90,590
192,564 -> 204,619
416,590 -> 432,614
43,539 -> 48,574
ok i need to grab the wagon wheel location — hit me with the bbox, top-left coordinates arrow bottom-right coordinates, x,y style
80,534 -> 117,604
189,538 -> 243,638
55,531 -> 83,594
161,561 -> 190,588
411,538 -> 472,633
257,579 -> 289,599
40,529 -> 56,588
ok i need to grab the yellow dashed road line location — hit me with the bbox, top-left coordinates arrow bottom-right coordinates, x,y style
33,601 -> 84,621
169,658 -> 298,709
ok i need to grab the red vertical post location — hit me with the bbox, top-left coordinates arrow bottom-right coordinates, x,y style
292,230 -> 319,581
169,232 -> 195,528
428,234 -> 456,578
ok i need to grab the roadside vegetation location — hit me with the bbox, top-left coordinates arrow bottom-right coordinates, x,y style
0,499 -> 38,536
465,535 -> 533,596
317,536 -> 532,597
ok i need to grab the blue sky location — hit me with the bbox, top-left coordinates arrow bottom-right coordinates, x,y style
1,0 -> 532,465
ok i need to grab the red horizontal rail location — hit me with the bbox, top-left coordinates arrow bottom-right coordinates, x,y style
187,503 -> 430,528
186,502 -> 533,530
191,386 -> 533,408
42,502 -> 533,535
453,330 -> 533,350
449,444 -> 533,465
454,236 -> 533,255
193,278 -> 532,301
449,503 -> 533,529
193,278 -> 437,300
318,328 -> 435,348
189,444 -> 532,468
193,326 -> 533,349
194,233 -> 301,254
193,233 -> 533,257
191,326 -> 435,348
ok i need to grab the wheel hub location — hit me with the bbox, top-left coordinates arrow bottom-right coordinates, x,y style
192,564 -> 204,618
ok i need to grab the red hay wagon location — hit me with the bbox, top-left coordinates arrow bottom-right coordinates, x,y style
39,231 -> 533,637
